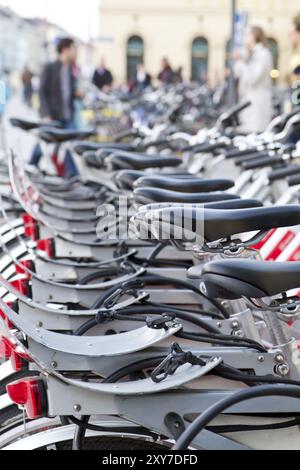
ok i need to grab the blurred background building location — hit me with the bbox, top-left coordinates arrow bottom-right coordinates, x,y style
0,6 -> 69,74
97,0 -> 300,84
0,5 -> 91,80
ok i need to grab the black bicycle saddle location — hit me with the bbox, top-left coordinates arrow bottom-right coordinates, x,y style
108,152 -> 182,171
10,118 -> 61,131
134,187 -> 239,205
74,142 -> 135,155
37,128 -> 95,144
140,205 -> 300,243
134,176 -> 234,193
116,171 -> 196,190
195,259 -> 300,299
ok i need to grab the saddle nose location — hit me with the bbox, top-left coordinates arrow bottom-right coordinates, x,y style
199,259 -> 300,300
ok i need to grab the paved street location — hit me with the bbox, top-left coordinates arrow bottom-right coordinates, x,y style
2,94 -> 38,163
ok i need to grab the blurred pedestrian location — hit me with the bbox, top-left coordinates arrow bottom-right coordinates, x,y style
21,67 -> 33,106
134,62 -> 151,92
291,65 -> 300,109
30,37 -> 79,177
233,26 -> 273,133
0,72 -> 11,121
174,66 -> 183,84
92,59 -> 113,92
289,15 -> 300,83
39,37 -> 78,123
158,58 -> 174,85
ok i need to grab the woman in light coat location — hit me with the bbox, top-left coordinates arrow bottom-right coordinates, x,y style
233,26 -> 273,134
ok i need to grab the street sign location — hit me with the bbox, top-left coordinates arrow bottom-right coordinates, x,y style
95,36 -> 114,43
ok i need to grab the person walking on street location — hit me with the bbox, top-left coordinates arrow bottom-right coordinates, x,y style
21,67 -> 33,107
30,37 -> 80,177
92,59 -> 113,92
233,26 -> 273,134
158,58 -> 174,85
289,15 -> 300,84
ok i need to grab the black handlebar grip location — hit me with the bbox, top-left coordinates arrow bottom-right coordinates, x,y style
242,156 -> 284,171
288,175 -> 300,187
229,100 -> 252,116
268,165 -> 300,182
188,141 -> 228,153
224,147 -> 261,159
234,152 -> 270,166
222,101 -> 251,122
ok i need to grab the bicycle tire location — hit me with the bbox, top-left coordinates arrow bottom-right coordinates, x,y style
0,405 -> 22,432
37,436 -> 169,451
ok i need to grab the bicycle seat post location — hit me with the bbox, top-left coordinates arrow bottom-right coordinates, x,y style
263,310 -> 292,347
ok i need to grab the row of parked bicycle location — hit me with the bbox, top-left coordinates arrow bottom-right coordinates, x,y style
1,96 -> 300,450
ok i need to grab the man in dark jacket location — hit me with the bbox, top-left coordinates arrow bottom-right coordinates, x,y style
92,59 -> 113,91
40,37 -> 77,122
30,37 -> 78,176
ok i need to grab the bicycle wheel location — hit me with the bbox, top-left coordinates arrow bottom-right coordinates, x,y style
0,405 -> 22,432
37,436 -> 169,451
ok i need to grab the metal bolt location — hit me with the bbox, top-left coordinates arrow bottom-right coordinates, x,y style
275,354 -> 284,364
51,362 -> 57,368
217,322 -> 222,328
231,320 -> 240,330
234,330 -> 244,337
174,422 -> 180,429
257,355 -> 265,363
276,363 -> 290,377
36,322 -> 43,328
73,404 -> 82,412
48,295 -> 53,301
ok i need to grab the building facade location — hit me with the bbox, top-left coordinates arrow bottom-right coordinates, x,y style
0,7 -> 31,74
97,0 -> 300,84
0,6 -> 86,77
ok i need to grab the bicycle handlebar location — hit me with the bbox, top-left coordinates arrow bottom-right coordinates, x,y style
242,155 -> 283,171
268,165 -> 300,182
217,100 -> 251,129
288,174 -> 300,187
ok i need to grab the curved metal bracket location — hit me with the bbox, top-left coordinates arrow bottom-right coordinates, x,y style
62,357 -> 222,395
0,298 -> 182,357
0,272 -> 148,316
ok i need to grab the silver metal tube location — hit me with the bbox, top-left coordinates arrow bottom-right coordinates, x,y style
264,311 -> 291,346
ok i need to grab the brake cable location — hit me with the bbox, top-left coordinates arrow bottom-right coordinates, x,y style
174,385 -> 300,450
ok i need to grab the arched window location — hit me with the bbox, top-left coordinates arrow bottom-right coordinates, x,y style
127,35 -> 144,82
191,37 -> 208,82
